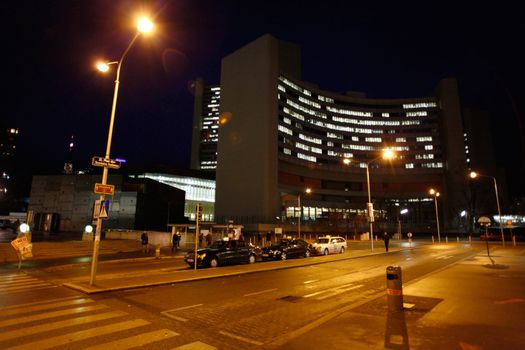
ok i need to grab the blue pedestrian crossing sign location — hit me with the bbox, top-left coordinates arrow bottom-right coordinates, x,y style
99,200 -> 110,219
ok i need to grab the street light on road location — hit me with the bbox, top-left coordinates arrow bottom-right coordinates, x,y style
429,188 -> 441,243
89,16 -> 154,286
344,149 -> 395,250
469,171 -> 505,247
298,187 -> 312,239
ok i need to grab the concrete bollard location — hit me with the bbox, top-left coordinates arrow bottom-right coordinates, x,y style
432,235 -> 435,244
469,235 -> 472,244
457,236 -> 459,243
446,236 -> 448,244
386,266 -> 403,312
513,235 -> 516,247
155,245 -> 161,259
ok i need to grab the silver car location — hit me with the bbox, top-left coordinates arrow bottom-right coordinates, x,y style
312,236 -> 347,255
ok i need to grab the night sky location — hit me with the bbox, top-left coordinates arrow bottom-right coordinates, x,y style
3,1 -> 524,198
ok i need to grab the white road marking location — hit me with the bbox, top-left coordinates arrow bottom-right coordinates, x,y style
303,279 -> 319,284
84,329 -> 179,350
219,330 -> 264,346
161,303 -> 203,322
244,288 -> 278,297
303,283 -> 355,298
0,297 -> 93,317
0,311 -> 127,342
172,341 -> 218,350
4,319 -> 150,350
316,284 -> 364,300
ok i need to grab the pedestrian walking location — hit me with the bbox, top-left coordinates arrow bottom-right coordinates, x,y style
382,231 -> 391,252
141,231 -> 149,253
172,232 -> 178,252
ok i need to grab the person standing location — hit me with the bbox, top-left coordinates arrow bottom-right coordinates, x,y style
172,232 -> 178,252
141,231 -> 149,253
206,233 -> 212,246
382,231 -> 391,252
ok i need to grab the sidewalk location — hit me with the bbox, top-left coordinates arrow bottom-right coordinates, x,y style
272,246 -> 525,350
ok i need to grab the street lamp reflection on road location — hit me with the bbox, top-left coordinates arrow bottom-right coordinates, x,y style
89,16 -> 154,286
343,149 -> 396,250
429,188 -> 441,243
469,171 -> 505,247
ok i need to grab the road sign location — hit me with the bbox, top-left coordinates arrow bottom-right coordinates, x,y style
11,236 -> 33,259
99,200 -> 110,218
94,183 -> 114,195
91,156 -> 121,169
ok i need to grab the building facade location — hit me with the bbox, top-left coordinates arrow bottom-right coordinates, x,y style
211,34 -> 469,232
190,78 -> 221,172
28,175 -> 185,232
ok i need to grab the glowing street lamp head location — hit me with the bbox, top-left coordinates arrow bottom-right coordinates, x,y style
343,158 -> 351,165
96,62 -> 110,72
382,149 -> 395,160
469,171 -> 478,179
305,188 -> 312,194
429,188 -> 436,195
137,17 -> 154,33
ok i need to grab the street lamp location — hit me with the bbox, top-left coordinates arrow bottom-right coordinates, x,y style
89,17 -> 154,286
398,208 -> 408,236
469,171 -> 505,247
344,149 -> 395,250
298,187 -> 312,239
429,188 -> 441,243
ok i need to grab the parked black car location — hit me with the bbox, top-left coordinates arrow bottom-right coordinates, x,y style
261,239 -> 312,261
184,239 -> 257,268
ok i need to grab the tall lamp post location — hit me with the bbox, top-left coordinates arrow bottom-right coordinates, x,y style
298,187 -> 312,239
90,17 -> 154,286
429,188 -> 441,243
469,171 -> 505,247
344,149 -> 395,250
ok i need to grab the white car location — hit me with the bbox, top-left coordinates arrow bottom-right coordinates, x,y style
312,236 -> 347,255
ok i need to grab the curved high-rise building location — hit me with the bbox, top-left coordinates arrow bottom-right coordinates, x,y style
214,34 -> 468,232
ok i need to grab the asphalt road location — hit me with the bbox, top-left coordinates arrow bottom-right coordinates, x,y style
2,243 -> 481,349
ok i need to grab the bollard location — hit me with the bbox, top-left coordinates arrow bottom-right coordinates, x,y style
457,236 -> 459,244
386,266 -> 403,312
432,235 -> 435,244
513,235 -> 516,247
469,235 -> 472,244
446,236 -> 448,244
155,245 -> 161,259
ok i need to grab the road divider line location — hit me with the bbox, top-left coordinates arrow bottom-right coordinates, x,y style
244,288 -> 278,297
218,330 -> 264,346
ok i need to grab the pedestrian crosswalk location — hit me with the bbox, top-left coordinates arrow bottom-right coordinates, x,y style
0,295 -> 217,349
0,273 -> 56,294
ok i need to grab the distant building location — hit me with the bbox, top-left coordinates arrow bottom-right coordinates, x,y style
28,174 -> 185,232
0,127 -> 18,196
190,78 -> 221,171
192,34 -> 475,232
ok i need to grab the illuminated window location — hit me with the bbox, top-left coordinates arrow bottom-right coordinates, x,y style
416,136 -> 433,142
424,145 -> 433,150
382,113 -> 390,118
396,137 -> 406,142
402,102 -> 437,109
365,137 -> 382,143
406,111 -> 427,117
405,163 -> 414,169
278,125 -> 293,135
297,153 -> 317,162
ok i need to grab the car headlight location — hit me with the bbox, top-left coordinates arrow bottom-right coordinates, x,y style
198,253 -> 206,259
